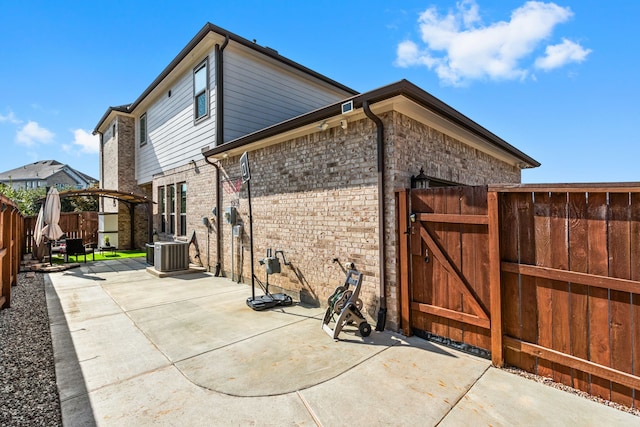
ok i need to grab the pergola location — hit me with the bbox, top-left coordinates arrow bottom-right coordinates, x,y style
55,188 -> 155,247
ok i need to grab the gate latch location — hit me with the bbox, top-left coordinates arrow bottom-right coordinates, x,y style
424,248 -> 430,263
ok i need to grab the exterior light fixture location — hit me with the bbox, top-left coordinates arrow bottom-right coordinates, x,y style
318,121 -> 329,131
340,119 -> 348,130
410,167 -> 430,189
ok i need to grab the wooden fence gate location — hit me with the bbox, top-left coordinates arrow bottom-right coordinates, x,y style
397,184 -> 640,409
401,186 -> 492,352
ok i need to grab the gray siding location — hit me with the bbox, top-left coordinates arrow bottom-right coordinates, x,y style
136,42 -> 352,184
136,51 -> 217,184
223,45 -> 351,141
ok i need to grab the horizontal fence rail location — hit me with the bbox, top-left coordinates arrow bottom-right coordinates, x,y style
400,183 -> 640,409
498,188 -> 640,408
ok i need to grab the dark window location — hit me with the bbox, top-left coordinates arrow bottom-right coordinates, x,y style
193,59 -> 208,121
140,113 -> 147,146
179,182 -> 187,236
159,187 -> 166,233
168,184 -> 175,235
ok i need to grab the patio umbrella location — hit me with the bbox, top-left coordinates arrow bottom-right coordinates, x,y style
33,205 -> 45,260
41,187 -> 64,241
34,205 -> 44,246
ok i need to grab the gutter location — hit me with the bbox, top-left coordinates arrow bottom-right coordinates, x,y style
204,156 -> 222,276
216,35 -> 230,146
362,100 -> 387,332
202,80 -> 540,169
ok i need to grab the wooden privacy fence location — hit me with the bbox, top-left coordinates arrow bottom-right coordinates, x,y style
24,211 -> 98,253
1,195 -> 24,310
397,183 -> 640,409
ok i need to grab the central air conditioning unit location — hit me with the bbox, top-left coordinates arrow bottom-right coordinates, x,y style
154,241 -> 189,272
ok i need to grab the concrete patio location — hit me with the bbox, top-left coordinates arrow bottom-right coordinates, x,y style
45,258 -> 638,426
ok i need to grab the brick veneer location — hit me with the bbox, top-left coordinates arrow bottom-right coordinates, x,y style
101,105 -> 524,329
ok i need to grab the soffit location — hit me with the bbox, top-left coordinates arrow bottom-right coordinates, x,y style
205,95 -> 528,168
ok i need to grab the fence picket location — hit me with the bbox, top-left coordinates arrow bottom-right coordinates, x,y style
608,192 -> 634,407
568,192 -> 590,392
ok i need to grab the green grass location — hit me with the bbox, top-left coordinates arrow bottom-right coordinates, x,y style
52,249 -> 146,264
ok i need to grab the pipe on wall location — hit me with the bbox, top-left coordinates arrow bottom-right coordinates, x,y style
199,34 -> 230,277
363,100 -> 387,332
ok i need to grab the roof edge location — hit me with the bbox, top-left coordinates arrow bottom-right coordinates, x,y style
202,79 -> 540,168
94,22 -> 358,133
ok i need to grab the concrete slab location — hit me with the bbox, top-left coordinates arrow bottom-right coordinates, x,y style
64,366 -> 315,426
439,367 -> 640,426
51,312 -> 170,395
128,291 -> 325,362
177,317 -> 399,396
47,281 -> 122,324
102,274 -> 235,312
300,335 -> 491,426
45,259 -> 640,426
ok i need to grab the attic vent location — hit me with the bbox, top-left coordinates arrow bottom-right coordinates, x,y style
341,100 -> 354,114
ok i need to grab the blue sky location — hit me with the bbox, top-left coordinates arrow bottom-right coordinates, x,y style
0,1 -> 638,183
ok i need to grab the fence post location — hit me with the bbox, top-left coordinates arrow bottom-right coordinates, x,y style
396,189 -> 411,336
488,190 -> 503,367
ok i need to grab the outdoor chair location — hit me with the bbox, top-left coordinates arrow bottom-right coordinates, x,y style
64,238 -> 95,263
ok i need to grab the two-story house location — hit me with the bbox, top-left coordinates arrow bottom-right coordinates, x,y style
0,160 -> 97,191
94,22 -> 539,332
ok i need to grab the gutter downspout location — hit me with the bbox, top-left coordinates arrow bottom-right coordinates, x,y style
204,157 -> 222,276
363,100 -> 387,332
203,34 -> 229,277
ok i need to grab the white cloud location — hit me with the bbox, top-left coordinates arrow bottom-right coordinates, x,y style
535,38 -> 591,70
70,129 -> 99,154
15,121 -> 55,146
395,1 -> 590,86
0,110 -> 21,124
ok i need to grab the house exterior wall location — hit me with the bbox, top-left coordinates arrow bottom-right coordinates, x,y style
133,42 -> 353,186
136,52 -> 217,185
223,45 -> 353,142
382,111 -> 521,330
101,115 -> 146,249
47,171 -> 80,189
180,110 -> 521,331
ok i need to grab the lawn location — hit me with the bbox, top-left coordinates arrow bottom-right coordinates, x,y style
52,249 -> 146,264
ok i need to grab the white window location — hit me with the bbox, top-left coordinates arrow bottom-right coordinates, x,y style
193,59 -> 209,122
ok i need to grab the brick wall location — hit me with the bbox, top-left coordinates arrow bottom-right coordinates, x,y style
100,115 -> 149,249
152,110 -> 522,331
383,111 -> 521,330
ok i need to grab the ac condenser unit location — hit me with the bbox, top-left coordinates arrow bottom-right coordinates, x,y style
154,241 -> 189,272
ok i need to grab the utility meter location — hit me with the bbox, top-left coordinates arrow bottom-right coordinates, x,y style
224,206 -> 237,224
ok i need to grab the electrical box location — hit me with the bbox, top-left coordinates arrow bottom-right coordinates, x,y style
233,224 -> 243,238
263,257 -> 281,275
224,206 -> 237,224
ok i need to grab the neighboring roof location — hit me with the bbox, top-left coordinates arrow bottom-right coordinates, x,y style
94,22 -> 358,134
201,79 -> 540,168
0,160 -> 98,183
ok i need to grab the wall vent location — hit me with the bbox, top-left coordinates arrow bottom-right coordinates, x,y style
341,100 -> 354,114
